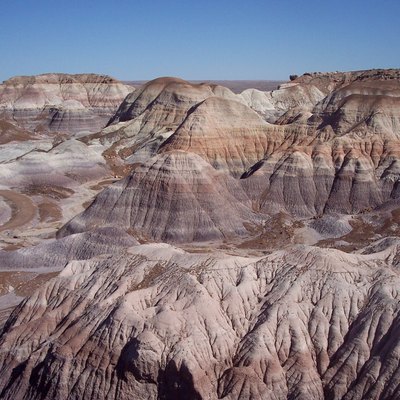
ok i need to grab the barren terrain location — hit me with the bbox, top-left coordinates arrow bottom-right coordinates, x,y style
1,70 -> 400,399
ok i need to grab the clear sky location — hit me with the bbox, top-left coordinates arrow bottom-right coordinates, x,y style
1,0 -> 399,81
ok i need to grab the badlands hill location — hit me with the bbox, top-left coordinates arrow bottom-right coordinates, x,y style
3,241 -> 400,399
0,73 -> 135,253
0,73 -> 133,134
1,69 -> 400,399
58,70 -> 400,242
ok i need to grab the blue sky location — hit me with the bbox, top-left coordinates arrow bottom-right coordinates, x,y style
1,0 -> 399,81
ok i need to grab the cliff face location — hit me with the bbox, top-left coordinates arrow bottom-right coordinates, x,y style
0,73 -> 133,134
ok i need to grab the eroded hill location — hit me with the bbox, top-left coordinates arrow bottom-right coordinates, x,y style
1,69 -> 400,400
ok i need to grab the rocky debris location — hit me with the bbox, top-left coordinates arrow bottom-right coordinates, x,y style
0,73 -> 133,135
1,242 -> 400,399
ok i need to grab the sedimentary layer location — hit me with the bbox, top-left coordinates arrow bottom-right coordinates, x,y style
1,241 -> 400,399
0,73 -> 133,134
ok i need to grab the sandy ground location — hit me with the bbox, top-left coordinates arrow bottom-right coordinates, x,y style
0,198 -> 11,225
0,173 -> 116,250
0,190 -> 37,232
0,179 -> 116,319
0,271 -> 59,328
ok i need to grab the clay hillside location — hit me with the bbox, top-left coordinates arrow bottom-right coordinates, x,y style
1,69 -> 400,399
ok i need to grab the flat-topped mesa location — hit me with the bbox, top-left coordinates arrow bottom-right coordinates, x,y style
294,68 -> 400,87
289,70 -> 362,93
284,69 -> 400,142
0,73 -> 133,134
238,70 -> 354,123
58,151 -> 260,243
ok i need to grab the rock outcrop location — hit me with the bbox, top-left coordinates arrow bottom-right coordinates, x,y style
240,68 -> 400,124
86,70 -> 400,223
240,70 -> 400,217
